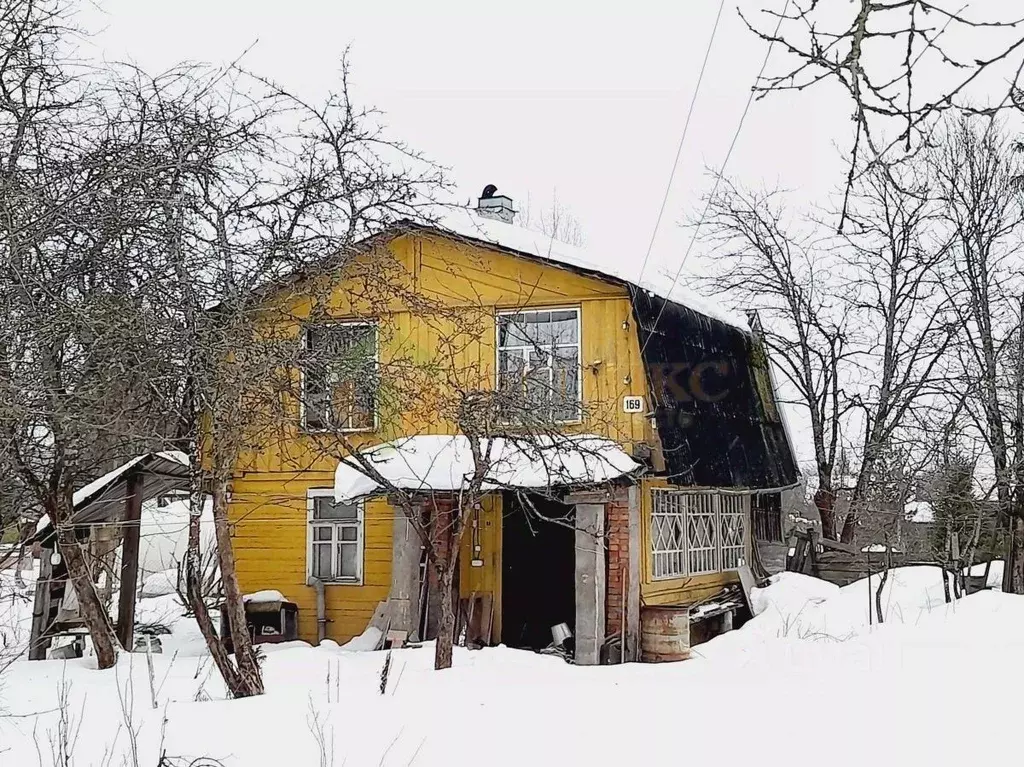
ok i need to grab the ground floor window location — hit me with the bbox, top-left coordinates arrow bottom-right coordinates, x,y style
650,489 -> 749,579
306,488 -> 363,584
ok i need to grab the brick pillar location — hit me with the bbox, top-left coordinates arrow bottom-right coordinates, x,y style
605,486 -> 641,661
605,494 -> 629,641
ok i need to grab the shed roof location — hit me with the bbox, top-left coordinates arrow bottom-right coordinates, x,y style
33,451 -> 191,542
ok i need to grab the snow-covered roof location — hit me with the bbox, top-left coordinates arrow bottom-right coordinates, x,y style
34,451 -> 190,535
334,434 -> 640,504
905,500 -> 935,524
428,208 -> 749,331
243,589 -> 288,604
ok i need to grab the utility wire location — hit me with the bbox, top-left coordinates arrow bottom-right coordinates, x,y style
635,0 -> 728,289
640,0 -> 792,356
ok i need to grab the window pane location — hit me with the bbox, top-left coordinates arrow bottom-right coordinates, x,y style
312,543 -> 333,579
338,543 -> 358,578
313,497 -> 358,520
548,310 -> 578,344
498,315 -> 524,347
301,324 -> 377,430
303,370 -> 330,429
499,349 -> 525,386
552,347 -> 579,421
312,525 -> 333,542
340,526 -> 358,542
525,349 -> 551,413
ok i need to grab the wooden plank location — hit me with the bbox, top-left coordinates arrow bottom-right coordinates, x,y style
818,537 -> 857,555
28,546 -> 54,661
737,564 -> 757,610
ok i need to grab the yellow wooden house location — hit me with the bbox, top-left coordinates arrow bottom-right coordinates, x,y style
226,189 -> 799,663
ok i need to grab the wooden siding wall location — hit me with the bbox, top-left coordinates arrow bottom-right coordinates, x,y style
227,232 -> 655,643
229,473 -> 392,643
458,493 -> 503,641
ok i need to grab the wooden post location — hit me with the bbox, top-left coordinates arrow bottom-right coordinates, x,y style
28,546 -> 55,660
116,471 -> 145,650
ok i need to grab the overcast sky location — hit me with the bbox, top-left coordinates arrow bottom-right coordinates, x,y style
88,0 -> 849,278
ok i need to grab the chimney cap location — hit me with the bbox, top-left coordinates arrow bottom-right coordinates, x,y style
475,185 -> 515,223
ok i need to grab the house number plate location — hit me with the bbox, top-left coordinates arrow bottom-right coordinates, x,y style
623,396 -> 644,413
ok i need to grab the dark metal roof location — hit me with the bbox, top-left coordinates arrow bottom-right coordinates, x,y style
632,291 -> 799,490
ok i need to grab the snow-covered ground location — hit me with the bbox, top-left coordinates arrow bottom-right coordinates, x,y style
2,563 -> 1021,766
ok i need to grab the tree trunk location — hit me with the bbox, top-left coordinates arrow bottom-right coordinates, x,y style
210,478 -> 264,696
185,494 -> 245,696
1003,516 -> 1024,594
431,500 -> 458,671
815,487 -> 838,541
839,512 -> 857,544
55,523 -> 119,669
434,565 -> 456,670
874,549 -> 891,624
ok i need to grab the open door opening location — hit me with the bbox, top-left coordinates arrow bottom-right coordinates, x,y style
501,492 -> 575,651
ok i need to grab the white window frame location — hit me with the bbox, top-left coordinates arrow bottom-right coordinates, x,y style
650,489 -> 748,581
299,321 -> 379,433
306,488 -> 364,585
495,306 -> 583,424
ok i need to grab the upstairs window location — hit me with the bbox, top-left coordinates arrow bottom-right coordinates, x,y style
307,489 -> 363,584
497,308 -> 581,423
301,323 -> 377,431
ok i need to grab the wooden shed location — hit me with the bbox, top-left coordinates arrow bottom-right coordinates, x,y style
28,452 -> 191,659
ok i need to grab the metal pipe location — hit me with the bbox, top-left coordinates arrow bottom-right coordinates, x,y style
307,577 -> 326,644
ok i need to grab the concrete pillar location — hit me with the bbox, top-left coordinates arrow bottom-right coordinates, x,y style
389,507 -> 422,641
626,485 -> 642,662
574,503 -> 605,666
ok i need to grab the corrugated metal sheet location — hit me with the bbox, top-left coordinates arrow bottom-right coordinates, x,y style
631,290 -> 798,489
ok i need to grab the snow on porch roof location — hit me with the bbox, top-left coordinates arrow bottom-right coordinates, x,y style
423,207 -> 750,332
333,435 -> 640,504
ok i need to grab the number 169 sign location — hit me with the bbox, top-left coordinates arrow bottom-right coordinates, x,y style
622,396 -> 644,413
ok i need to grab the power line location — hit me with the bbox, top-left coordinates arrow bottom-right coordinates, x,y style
640,0 -> 792,356
635,0 -> 728,289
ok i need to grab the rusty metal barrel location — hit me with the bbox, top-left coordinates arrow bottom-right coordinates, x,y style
640,605 -> 691,662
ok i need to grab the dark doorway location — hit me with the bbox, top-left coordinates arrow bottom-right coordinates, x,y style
501,492 -> 576,650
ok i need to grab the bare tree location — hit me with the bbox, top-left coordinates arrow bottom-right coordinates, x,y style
930,117 -> 1024,593
836,162 -> 954,541
745,0 -> 1024,229
127,59 -> 446,694
518,191 -> 586,247
701,178 -> 851,539
0,0 -> 198,668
